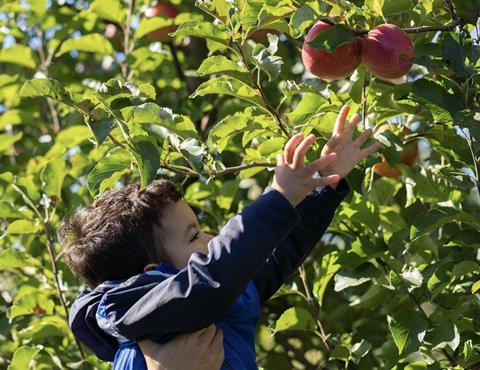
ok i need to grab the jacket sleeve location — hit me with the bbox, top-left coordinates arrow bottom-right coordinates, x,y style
69,289 -> 119,361
252,179 -> 349,302
102,188 -> 300,340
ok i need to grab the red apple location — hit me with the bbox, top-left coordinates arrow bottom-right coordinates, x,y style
302,21 -> 362,80
361,24 -> 415,79
145,2 -> 179,42
373,124 -> 418,178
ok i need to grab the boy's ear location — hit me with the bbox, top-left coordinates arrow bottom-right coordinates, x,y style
143,263 -> 157,272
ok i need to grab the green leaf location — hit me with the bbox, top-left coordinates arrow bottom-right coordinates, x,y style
122,103 -> 197,139
313,251 -> 341,305
441,34 -> 466,78
274,307 -> 316,333
191,77 -> 265,109
173,21 -> 230,46
0,132 -> 22,152
350,65 -> 367,104
207,109 -> 276,152
286,93 -> 329,126
87,147 -> 132,196
41,154 -> 67,200
382,0 -> 413,15
334,270 -> 371,291
136,17 -> 175,39
241,0 -> 295,31
388,309 -> 428,354
330,344 -> 351,362
351,340 -> 372,361
289,3 -> 317,38
0,109 -> 40,130
411,78 -> 463,116
0,44 -> 36,69
6,220 -> 42,235
307,23 -> 356,54
57,33 -> 114,56
18,78 -> 74,105
130,135 -> 160,189
18,316 -> 69,341
252,33 -> 283,81
427,320 -> 460,351
411,207 -> 480,240
472,281 -> 480,294
8,292 -> 55,321
85,115 -> 116,145
365,0 -> 385,16
0,249 -> 41,270
28,0 -> 46,15
215,180 -> 238,211
197,56 -> 251,85
90,0 -> 124,24
8,346 -> 42,370
47,125 -> 92,157
452,0 -> 480,24
0,202 -> 23,219
451,260 -> 478,278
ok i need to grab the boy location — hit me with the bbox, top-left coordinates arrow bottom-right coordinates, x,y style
61,106 -> 380,369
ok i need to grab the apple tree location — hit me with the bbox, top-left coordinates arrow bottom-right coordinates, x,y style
0,0 -> 479,369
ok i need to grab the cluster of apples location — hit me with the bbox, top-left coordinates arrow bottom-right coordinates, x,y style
302,21 -> 416,80
105,1 -> 179,50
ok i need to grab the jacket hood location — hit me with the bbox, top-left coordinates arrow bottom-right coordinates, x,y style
69,282 -> 120,361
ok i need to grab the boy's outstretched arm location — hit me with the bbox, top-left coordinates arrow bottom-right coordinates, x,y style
88,139 -> 339,342
253,106 -> 381,302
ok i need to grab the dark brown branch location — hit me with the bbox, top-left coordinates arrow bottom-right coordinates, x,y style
355,19 -> 462,35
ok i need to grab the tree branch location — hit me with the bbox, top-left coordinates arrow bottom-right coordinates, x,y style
11,184 -> 86,360
355,19 -> 462,35
234,41 -> 291,138
298,265 -> 331,353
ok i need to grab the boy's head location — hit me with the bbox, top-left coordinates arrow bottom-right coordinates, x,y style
59,179 -> 212,289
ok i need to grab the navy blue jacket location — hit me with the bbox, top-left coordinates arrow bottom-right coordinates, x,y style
68,181 -> 349,365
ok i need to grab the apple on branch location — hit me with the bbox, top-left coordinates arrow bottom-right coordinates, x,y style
361,24 -> 415,79
302,20 -> 362,80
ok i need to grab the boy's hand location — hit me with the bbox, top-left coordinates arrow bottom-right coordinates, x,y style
272,133 -> 340,207
319,105 -> 382,188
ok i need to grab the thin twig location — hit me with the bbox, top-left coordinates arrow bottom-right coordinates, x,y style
234,41 -> 291,138
11,184 -> 86,360
298,265 -> 331,352
355,19 -> 461,35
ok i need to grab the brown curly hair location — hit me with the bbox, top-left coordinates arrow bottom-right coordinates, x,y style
58,179 -> 183,289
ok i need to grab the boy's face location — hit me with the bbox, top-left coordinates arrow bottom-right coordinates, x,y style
154,199 -> 214,269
